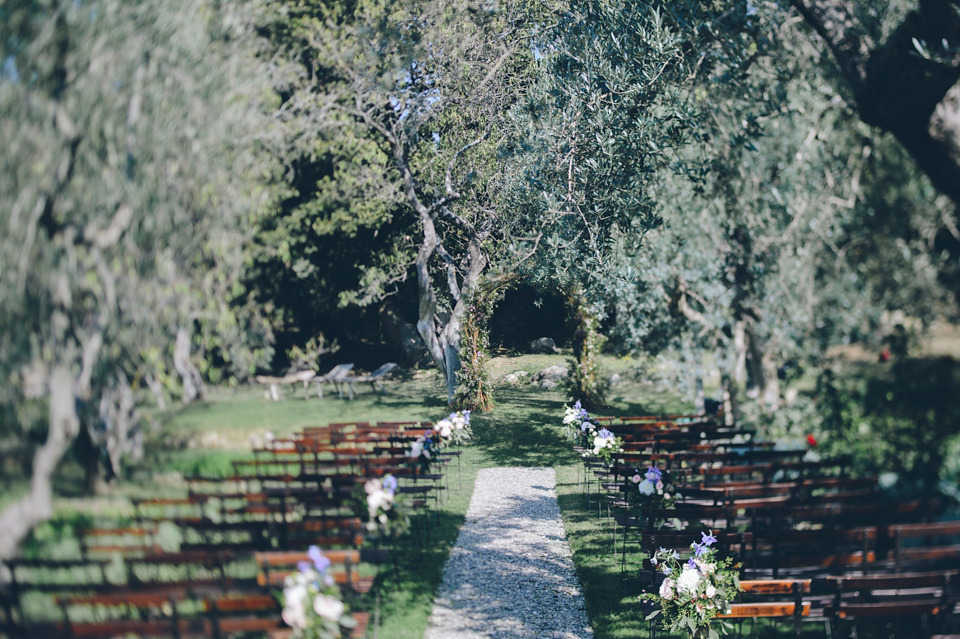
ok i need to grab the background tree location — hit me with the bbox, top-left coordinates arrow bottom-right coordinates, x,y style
255,0 -> 537,403
786,0 -> 960,206
0,0 -> 275,559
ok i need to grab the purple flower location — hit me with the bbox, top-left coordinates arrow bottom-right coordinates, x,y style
693,542 -> 708,557
663,566 -> 672,575
573,400 -> 582,411
308,545 -> 331,574
382,474 -> 398,495
597,428 -> 613,439
701,530 -> 718,547
580,421 -> 592,432
650,556 -> 658,566
687,558 -> 698,570
645,466 -> 662,482
298,560 -> 312,574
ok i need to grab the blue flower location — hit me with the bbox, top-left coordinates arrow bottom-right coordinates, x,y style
297,560 -> 312,574
597,428 -> 613,439
687,558 -> 698,570
308,545 -> 331,574
645,466 -> 662,482
573,400 -> 582,411
382,474 -> 398,495
663,566 -> 672,575
701,530 -> 718,547
693,542 -> 708,557
650,556 -> 658,566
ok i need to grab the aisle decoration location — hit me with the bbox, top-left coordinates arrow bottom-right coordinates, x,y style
433,409 -> 472,445
407,434 -> 434,473
281,546 -> 357,638
627,465 -> 677,510
640,532 -> 741,639
590,427 -> 623,464
362,474 -> 407,535
562,400 -> 602,448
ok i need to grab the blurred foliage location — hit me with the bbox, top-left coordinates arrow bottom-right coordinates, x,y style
811,360 -> 960,494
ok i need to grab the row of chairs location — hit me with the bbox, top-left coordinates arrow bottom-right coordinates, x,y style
573,413 -> 960,638
0,419 -> 458,639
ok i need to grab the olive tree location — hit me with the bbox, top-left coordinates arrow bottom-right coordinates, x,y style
0,0 -> 274,559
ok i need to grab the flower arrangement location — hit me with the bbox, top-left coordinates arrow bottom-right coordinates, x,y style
407,434 -> 435,474
362,474 -> 407,535
590,427 -> 623,464
433,410 -> 472,446
562,400 -> 590,438
281,546 -> 357,639
640,532 -> 741,639
627,466 -> 677,510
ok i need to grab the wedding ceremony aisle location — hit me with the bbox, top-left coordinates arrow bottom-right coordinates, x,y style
425,467 -> 593,639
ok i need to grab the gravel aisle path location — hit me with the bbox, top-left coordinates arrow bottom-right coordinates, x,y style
424,467 -> 593,639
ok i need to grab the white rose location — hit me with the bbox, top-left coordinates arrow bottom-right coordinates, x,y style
440,424 -> 452,438
706,584 -> 717,598
677,566 -> 702,594
659,577 -> 676,600
282,584 -> 308,629
313,593 -> 345,620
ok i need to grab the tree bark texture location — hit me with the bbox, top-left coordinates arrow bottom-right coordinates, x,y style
789,0 -> 960,205
174,326 -> 206,405
0,365 -> 80,562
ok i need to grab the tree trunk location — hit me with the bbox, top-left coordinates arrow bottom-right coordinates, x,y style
720,370 -> 738,427
0,365 -> 80,561
174,326 -> 206,405
789,0 -> 960,206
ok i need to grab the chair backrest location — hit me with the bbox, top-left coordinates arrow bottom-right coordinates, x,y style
322,363 -> 354,380
369,362 -> 397,377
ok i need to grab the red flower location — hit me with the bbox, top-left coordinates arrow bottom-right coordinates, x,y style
806,434 -> 817,447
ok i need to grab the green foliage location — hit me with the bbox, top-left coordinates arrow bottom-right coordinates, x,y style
811,360 -> 960,493
567,292 -> 608,410
454,281 -> 508,412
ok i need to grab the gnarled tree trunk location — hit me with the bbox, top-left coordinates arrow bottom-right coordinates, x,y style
174,326 -> 206,405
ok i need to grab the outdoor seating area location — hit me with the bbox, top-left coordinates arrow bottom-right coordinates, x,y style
573,412 -> 960,638
0,419 -> 460,639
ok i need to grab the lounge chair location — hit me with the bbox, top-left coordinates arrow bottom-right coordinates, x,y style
312,363 -> 355,399
346,362 -> 398,397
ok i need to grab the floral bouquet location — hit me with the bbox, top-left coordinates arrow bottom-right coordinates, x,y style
640,532 -> 741,639
626,466 -> 677,510
361,474 -> 407,535
562,400 -> 590,439
281,546 -> 357,639
407,434 -> 435,474
589,427 -> 623,464
433,410 -> 472,446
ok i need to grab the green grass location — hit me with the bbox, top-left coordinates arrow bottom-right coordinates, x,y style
23,352 -> 958,638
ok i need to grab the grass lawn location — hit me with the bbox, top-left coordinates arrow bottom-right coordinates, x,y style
17,351 -> 958,638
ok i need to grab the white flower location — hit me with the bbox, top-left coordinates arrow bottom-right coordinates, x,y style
677,565 -> 702,594
631,474 -> 641,483
281,584 -> 308,629
366,489 -> 391,516
705,583 -> 717,598
638,479 -> 656,495
659,577 -> 676,600
313,593 -> 345,621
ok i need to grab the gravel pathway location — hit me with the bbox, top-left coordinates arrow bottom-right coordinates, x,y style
424,467 -> 593,639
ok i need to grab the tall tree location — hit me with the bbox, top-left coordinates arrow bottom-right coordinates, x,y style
0,0 -> 274,559
787,0 -> 960,205
260,0 -> 534,402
